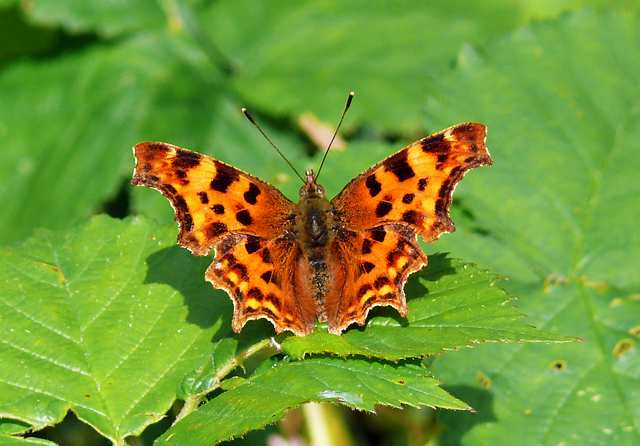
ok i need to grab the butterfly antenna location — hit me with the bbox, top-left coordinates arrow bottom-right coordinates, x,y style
315,91 -> 355,181
241,107 -> 305,183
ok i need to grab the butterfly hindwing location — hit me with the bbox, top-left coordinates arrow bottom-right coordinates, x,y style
325,224 -> 427,333
206,235 -> 317,336
131,142 -> 295,255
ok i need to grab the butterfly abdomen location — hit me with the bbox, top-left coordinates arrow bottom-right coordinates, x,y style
295,193 -> 335,314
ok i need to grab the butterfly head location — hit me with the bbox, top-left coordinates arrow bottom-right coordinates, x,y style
299,169 -> 325,198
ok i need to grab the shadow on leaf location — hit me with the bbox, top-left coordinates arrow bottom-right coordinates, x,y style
365,252 -> 456,326
437,385 -> 496,446
404,252 -> 456,299
144,246 -> 232,333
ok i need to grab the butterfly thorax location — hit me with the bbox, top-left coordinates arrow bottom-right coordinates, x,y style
296,170 -> 334,258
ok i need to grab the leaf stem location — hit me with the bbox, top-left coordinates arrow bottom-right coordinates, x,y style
303,402 -> 354,446
174,337 -> 282,423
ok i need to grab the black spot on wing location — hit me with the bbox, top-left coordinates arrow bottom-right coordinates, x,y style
375,201 -> 392,218
436,153 -> 448,170
361,262 -> 375,273
387,249 -> 403,265
402,210 -> 421,225
211,161 -> 240,192
236,209 -> 253,225
144,143 -> 171,156
260,271 -> 272,284
208,222 -> 228,238
362,239 -> 373,254
421,133 -> 449,153
380,292 -> 396,301
418,178 -> 428,191
173,149 -> 202,169
244,183 -> 261,205
370,227 -> 386,242
435,199 -> 445,216
265,293 -> 282,310
222,253 -> 237,266
244,237 -> 261,254
402,193 -> 414,204
212,204 -> 225,214
383,150 -> 415,182
365,174 -> 382,197
198,192 -> 209,204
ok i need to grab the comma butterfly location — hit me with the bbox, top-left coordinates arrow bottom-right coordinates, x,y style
131,94 -> 492,335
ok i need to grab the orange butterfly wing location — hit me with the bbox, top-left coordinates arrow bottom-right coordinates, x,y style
131,142 -> 316,335
327,123 -> 492,333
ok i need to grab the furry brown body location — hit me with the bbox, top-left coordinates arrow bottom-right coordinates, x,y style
294,170 -> 334,321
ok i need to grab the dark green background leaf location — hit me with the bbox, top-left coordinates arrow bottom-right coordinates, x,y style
25,0 -> 176,37
202,0 -> 615,133
0,31 -> 224,244
419,11 -> 640,445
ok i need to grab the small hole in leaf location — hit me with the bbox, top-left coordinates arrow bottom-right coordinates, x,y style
609,297 -> 625,308
550,360 -> 567,372
476,371 -> 492,389
543,273 -> 567,293
613,338 -> 635,359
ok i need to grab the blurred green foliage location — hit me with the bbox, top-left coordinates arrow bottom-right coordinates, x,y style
0,1 -> 638,446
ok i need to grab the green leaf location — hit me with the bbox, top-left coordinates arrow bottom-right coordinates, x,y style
0,6 -> 58,64
0,435 -> 56,446
283,255 -> 571,361
418,11 -> 640,445
158,358 -> 469,446
0,215 -> 226,444
23,0 -> 185,37
202,0 -> 612,133
0,420 -> 31,435
0,32 -> 223,244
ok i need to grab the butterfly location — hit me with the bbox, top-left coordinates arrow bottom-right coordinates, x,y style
131,98 -> 491,336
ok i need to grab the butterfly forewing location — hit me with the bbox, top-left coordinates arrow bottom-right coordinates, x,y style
131,142 -> 295,255
331,123 -> 491,240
